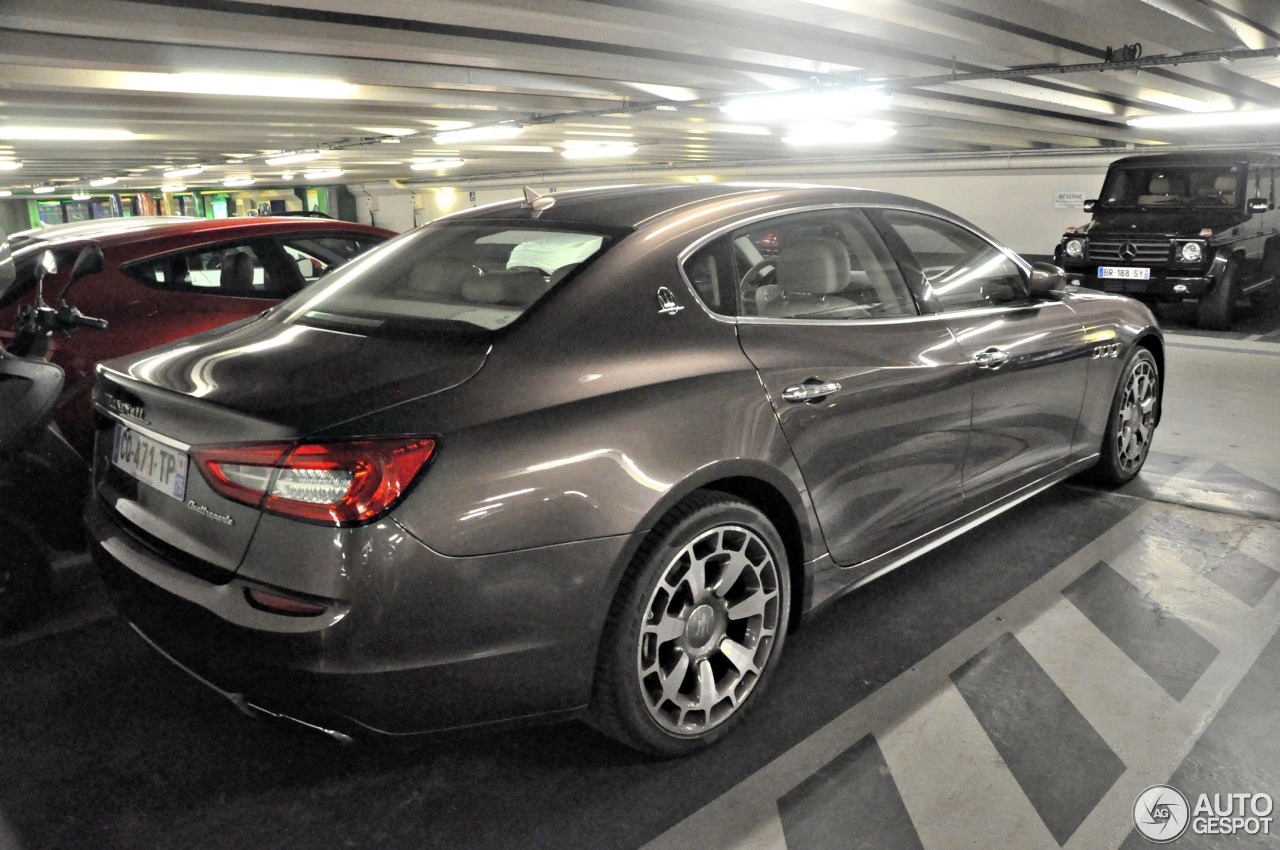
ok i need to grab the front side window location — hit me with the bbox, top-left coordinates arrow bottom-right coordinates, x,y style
687,208 -> 917,320
276,221 -> 618,334
279,235 -> 387,285
874,210 -> 1028,312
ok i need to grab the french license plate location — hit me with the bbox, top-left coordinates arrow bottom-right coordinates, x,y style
1098,266 -> 1151,280
112,425 -> 189,501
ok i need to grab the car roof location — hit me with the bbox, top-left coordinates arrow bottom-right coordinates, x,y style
8,215 -> 390,253
1107,150 -> 1280,168
439,183 -> 947,231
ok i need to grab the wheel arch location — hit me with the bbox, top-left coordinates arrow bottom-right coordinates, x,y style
1133,332 -> 1165,426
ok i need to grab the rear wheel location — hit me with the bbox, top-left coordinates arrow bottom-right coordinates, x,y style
1197,259 -> 1240,330
591,492 -> 790,756
1090,348 -> 1159,487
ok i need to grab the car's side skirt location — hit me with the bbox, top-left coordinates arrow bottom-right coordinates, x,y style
803,453 -> 1101,618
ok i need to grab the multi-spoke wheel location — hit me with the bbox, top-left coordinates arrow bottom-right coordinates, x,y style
591,492 -> 790,755
1091,347 -> 1160,487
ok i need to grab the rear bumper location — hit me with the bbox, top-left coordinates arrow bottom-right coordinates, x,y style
88,496 -> 639,737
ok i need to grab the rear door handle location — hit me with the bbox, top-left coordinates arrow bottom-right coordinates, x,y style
972,347 -> 1010,369
781,380 -> 842,403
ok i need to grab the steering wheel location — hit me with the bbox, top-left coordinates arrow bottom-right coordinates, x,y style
740,258 -> 779,289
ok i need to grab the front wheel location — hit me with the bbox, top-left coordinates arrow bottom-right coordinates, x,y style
1090,348 -> 1159,487
591,493 -> 790,756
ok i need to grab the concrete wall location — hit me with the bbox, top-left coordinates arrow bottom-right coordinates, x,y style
347,155 -> 1116,258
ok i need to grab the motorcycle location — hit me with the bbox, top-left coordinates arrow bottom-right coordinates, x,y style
0,234 -> 107,633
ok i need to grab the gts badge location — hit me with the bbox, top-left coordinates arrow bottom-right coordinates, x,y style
1093,342 -> 1122,360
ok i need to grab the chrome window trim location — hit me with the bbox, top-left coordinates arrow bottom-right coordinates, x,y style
674,202 -> 1034,327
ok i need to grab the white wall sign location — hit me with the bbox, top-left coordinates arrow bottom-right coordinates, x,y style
1056,191 -> 1086,208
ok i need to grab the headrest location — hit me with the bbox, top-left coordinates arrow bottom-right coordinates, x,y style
776,236 -> 849,295
220,251 -> 254,291
461,269 -> 548,306
1148,175 -> 1172,195
406,258 -> 479,296
1215,175 -> 1237,193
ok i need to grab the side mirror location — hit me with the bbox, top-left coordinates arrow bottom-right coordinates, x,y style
1248,197 -> 1270,214
1083,199 -> 1097,213
1029,262 -> 1070,302
0,227 -> 12,291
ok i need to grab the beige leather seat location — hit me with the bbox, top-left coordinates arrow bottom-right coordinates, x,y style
758,236 -> 857,319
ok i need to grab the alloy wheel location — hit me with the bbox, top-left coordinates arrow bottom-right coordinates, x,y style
1116,359 -> 1157,473
636,524 -> 782,736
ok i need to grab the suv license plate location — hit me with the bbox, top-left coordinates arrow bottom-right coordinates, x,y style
112,424 -> 189,501
1098,266 -> 1151,280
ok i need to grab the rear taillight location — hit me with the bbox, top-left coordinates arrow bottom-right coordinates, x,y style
191,437 -> 436,525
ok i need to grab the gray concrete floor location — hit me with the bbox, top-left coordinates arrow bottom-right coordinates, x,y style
1,317 -> 1277,850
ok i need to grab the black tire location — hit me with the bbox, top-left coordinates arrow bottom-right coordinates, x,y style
1196,259 -> 1240,330
0,523 -> 52,635
590,491 -> 790,756
1090,348 -> 1159,487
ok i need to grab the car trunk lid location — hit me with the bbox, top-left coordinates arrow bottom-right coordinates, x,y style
92,316 -> 490,574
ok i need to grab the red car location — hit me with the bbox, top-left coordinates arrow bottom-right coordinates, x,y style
0,216 -> 393,455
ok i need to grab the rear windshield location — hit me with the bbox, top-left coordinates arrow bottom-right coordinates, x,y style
1099,163 -> 1245,210
275,221 -> 617,334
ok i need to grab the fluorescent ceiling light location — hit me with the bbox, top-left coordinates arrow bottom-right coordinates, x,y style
379,137 -> 402,144
0,160 -> 22,171
432,124 -> 524,144
1127,108 -> 1280,129
150,72 -> 357,99
721,87 -> 892,122
410,158 -> 465,170
0,127 -> 137,141
0,190 -> 11,197
561,142 -> 638,160
89,176 -> 118,187
163,165 -> 203,179
265,150 -> 322,165
72,193 -> 91,201
32,186 -> 55,193
160,183 -> 188,192
280,172 -> 295,180
782,120 -> 897,146
223,176 -> 256,187
303,169 -> 344,179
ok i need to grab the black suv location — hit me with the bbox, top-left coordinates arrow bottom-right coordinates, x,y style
1055,151 -> 1280,329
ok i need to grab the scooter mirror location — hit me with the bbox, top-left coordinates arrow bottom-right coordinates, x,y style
65,243 -> 104,290
33,249 -> 57,307
0,227 -> 13,291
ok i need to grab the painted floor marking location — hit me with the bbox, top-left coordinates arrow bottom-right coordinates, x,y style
643,479 -> 1280,850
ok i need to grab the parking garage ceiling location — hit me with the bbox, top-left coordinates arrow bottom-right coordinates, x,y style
4,0 -> 1280,193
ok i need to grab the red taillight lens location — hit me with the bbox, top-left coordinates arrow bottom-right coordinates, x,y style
192,437 -> 436,525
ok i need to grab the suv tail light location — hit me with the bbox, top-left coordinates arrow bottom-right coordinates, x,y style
191,437 -> 436,525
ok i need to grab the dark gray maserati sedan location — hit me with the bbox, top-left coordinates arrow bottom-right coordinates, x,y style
88,184 -> 1162,755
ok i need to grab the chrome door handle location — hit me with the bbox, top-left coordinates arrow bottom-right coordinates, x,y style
781,381 -> 842,403
972,347 -> 1010,369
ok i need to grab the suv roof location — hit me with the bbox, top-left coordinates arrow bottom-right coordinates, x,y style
1107,150 -> 1280,169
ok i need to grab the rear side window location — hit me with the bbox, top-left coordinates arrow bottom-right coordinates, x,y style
873,210 -> 1028,312
684,208 -> 918,320
277,221 -> 618,334
125,240 -> 299,299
